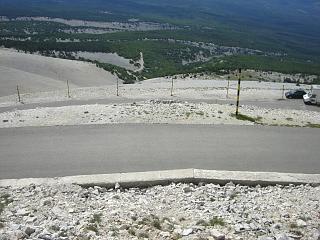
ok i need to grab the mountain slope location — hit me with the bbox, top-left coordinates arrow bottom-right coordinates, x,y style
0,49 -> 118,97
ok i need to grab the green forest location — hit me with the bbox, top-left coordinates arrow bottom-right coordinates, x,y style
0,0 -> 319,83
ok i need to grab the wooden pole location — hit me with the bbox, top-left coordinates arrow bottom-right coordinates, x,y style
226,79 -> 230,98
282,85 -> 285,99
236,68 -> 242,116
67,80 -> 71,98
117,78 -> 119,97
171,77 -> 174,96
17,85 -> 21,103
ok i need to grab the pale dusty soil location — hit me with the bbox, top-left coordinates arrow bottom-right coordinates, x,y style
4,16 -> 176,31
70,51 -> 144,72
0,76 -> 310,108
72,52 -> 137,71
0,48 -> 119,97
0,100 -> 319,128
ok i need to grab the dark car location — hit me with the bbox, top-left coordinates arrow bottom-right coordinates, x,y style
285,89 -> 306,99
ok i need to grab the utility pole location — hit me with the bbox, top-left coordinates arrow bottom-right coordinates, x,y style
16,85 -> 21,103
67,80 -> 71,98
171,77 -> 174,96
117,78 -> 119,96
226,78 -> 230,98
236,68 -> 242,116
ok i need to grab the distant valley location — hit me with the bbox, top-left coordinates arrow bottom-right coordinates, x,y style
0,0 -> 319,83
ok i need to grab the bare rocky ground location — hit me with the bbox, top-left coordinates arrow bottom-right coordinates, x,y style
0,48 -> 119,98
0,78 -> 311,108
4,75 -> 319,129
0,100 -> 319,128
0,16 -> 176,31
0,182 -> 319,240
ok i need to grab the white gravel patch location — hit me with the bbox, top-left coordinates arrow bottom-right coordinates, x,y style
5,17 -> 176,31
0,101 -> 319,128
0,183 -> 319,240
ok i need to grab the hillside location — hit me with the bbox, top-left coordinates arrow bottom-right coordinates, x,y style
0,0 -> 319,82
0,48 -> 118,97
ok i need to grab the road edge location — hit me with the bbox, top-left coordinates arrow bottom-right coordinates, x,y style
1,169 -> 320,188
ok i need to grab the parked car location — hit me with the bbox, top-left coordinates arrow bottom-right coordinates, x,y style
285,89 -> 306,99
303,85 -> 320,105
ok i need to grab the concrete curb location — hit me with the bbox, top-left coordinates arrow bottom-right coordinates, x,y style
1,169 -> 319,188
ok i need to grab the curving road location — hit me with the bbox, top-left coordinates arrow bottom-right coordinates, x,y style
0,124 -> 319,179
1,98 -> 319,113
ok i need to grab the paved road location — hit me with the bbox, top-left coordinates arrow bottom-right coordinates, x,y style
1,97 -> 319,113
0,124 -> 319,179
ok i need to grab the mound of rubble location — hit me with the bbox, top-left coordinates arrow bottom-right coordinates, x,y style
0,182 -> 319,240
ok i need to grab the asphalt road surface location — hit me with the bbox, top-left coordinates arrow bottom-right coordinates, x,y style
0,124 -> 319,179
0,98 -> 319,113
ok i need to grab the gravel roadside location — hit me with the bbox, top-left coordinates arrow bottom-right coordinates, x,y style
0,182 -> 319,240
0,100 -> 319,128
